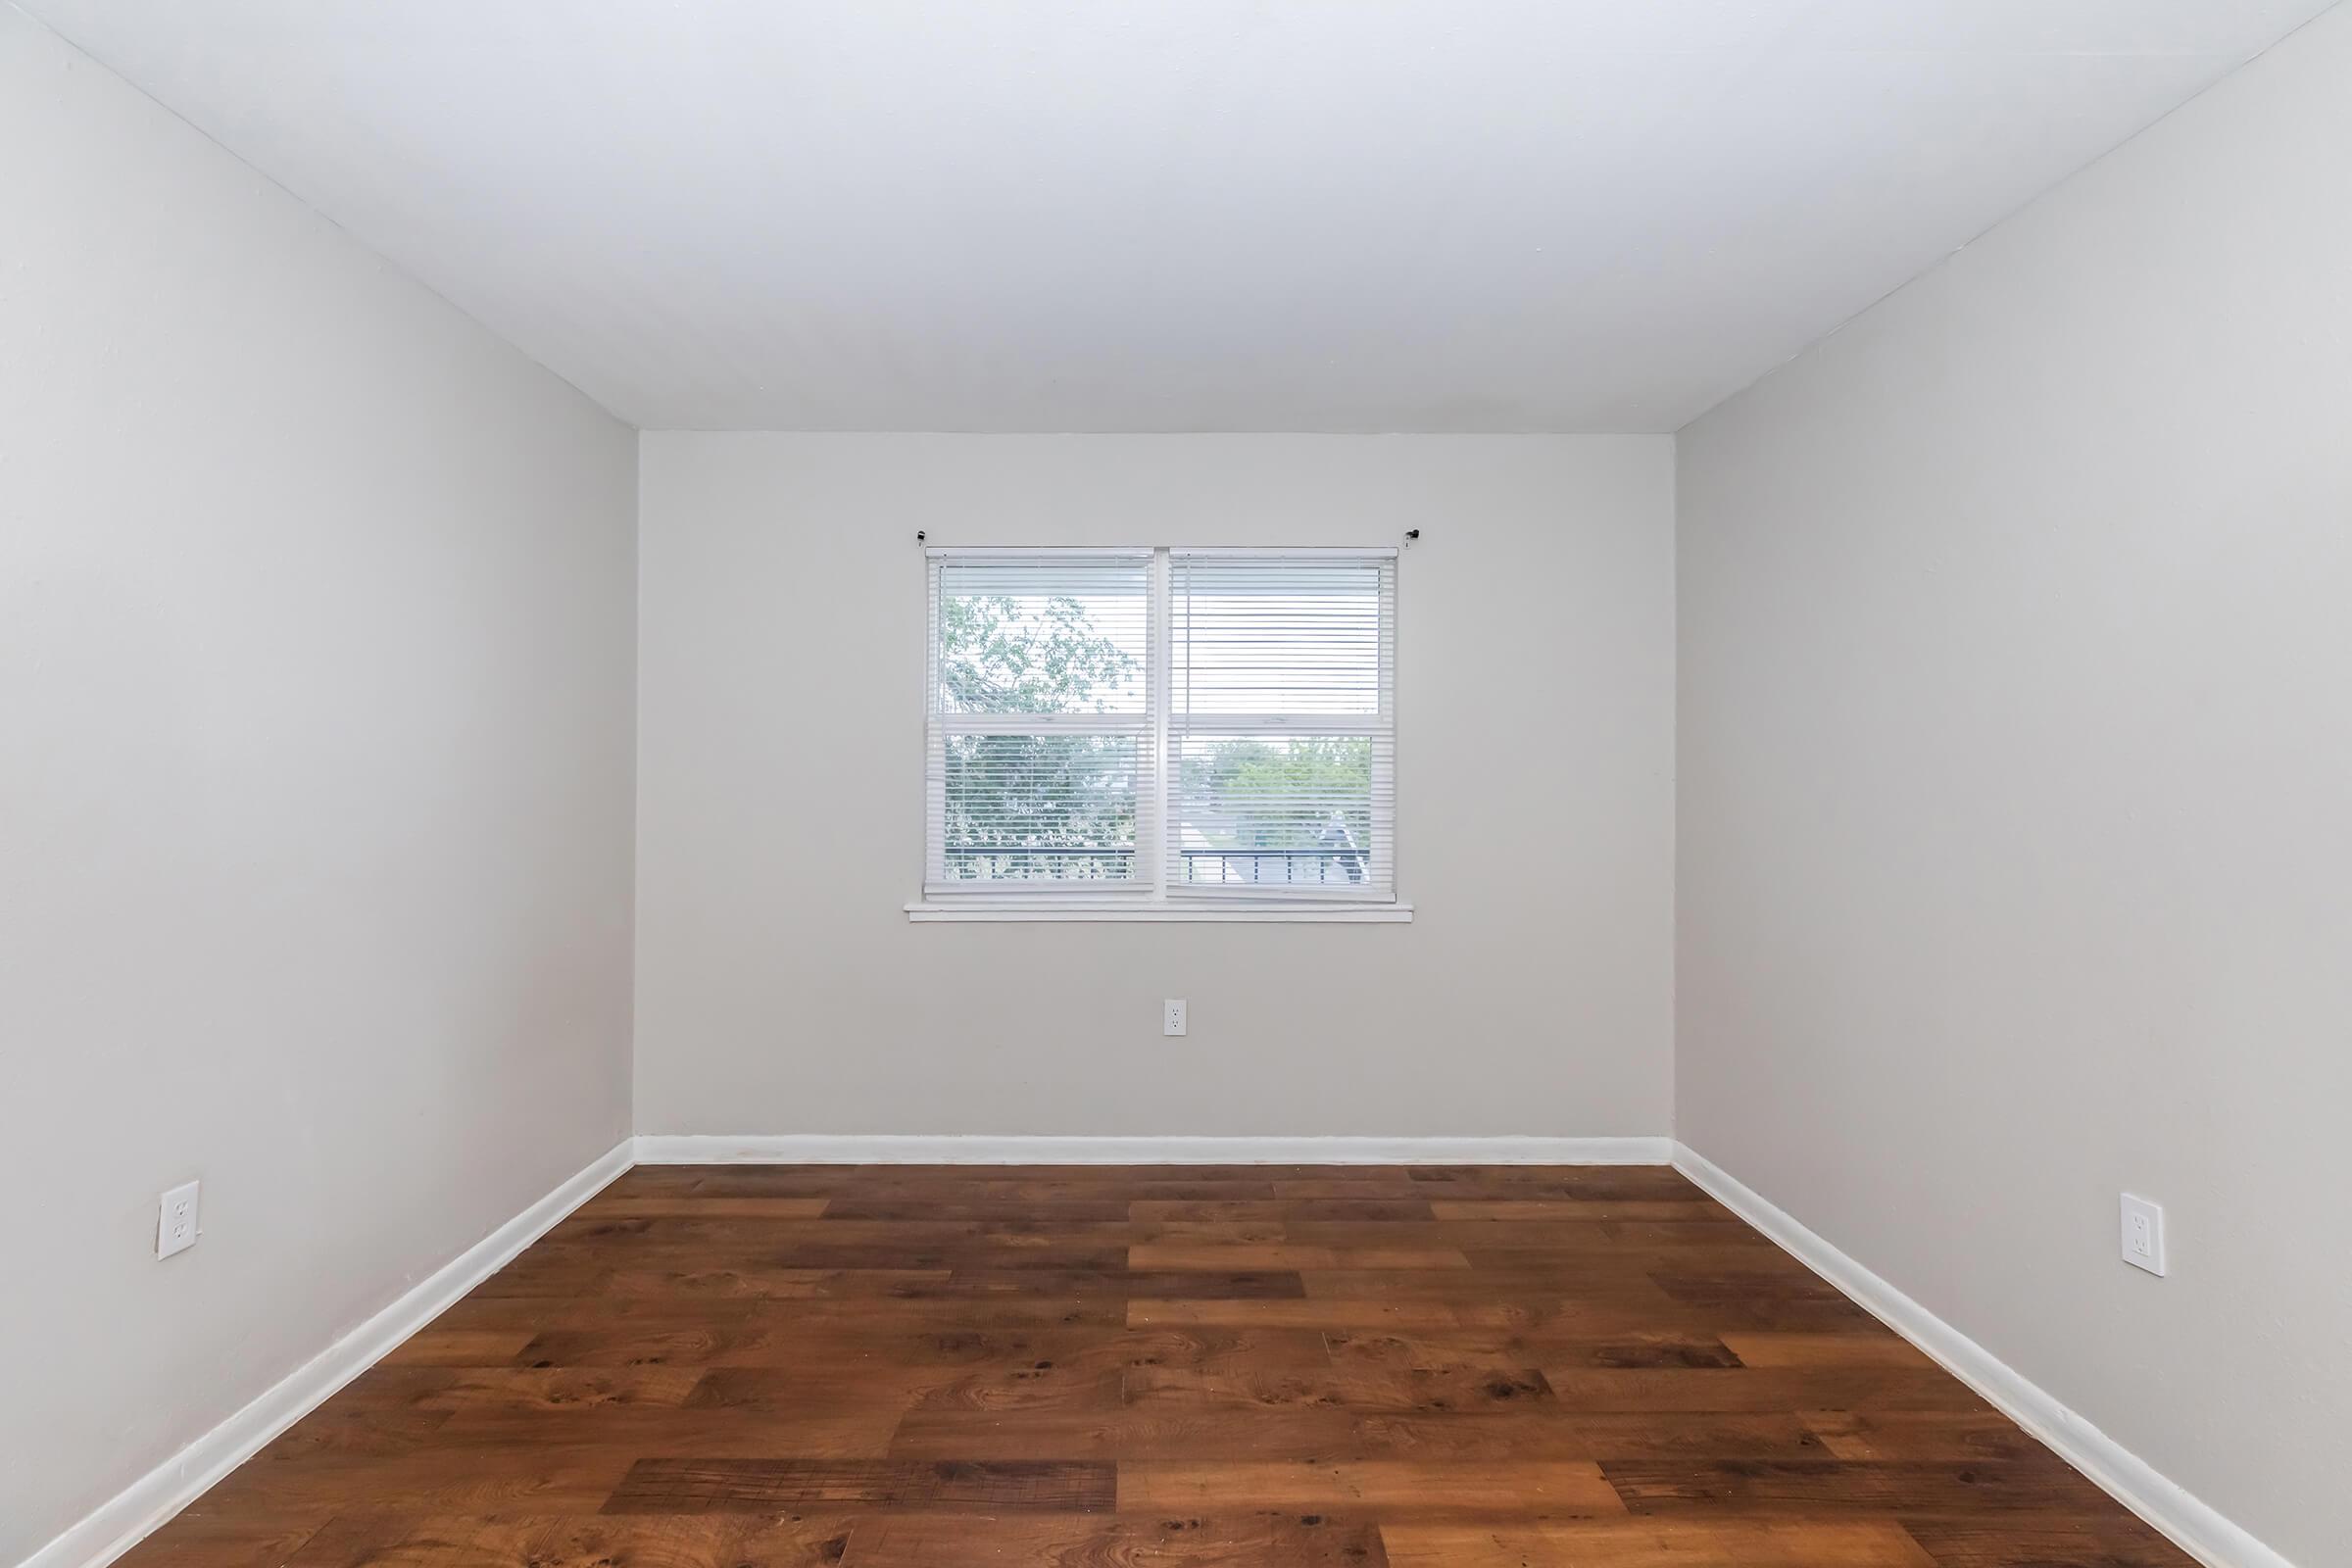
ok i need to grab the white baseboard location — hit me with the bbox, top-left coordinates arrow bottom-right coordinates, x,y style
25,1138 -> 635,1568
1671,1144 -> 2294,1568
633,1133 -> 1674,1165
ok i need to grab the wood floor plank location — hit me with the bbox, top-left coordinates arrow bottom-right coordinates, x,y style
375,1328 -> 537,1367
1405,1166 -> 1709,1198
1299,1266 -> 1691,1304
1602,1457 -> 2117,1515
1380,1518 -> 1938,1567
111,1510 -> 329,1568
839,1511 -> 1389,1566
1799,1410 -> 2058,1461
431,1403 -> 906,1458
821,1198 -> 1136,1222
1119,1458 -> 1625,1517
1897,1516 -> 2196,1566
688,1357 -> 1126,1417
343,1511 -> 864,1566
1719,1332 -> 1942,1369
410,1365 -> 705,1411
571,1195 -> 834,1219
1328,1327 -> 1741,1371
1430,1200 -> 1729,1222
602,1266 -> 959,1300
193,1444 -> 633,1518
885,1405 -> 1603,1462
604,1457 -> 1116,1512
1132,1200 -> 1438,1223
1570,1411 -> 1839,1461
113,1163 -> 2195,1568
1128,1298 -> 1466,1331
1543,1367 -> 1994,1413
514,1322 -> 742,1367
1128,1242 -> 1472,1270
1126,1359 -> 1552,1415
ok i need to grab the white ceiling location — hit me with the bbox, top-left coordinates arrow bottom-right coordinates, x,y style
24,1 -> 2333,431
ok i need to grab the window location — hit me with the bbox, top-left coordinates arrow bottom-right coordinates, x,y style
917,547 -> 1403,920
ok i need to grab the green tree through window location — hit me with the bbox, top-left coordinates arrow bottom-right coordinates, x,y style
939,593 -> 1140,879
1178,737 -> 1373,883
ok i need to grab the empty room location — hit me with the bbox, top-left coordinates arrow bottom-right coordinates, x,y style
6,2 -> 2346,1565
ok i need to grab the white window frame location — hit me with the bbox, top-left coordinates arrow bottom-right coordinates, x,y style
910,544 -> 1409,923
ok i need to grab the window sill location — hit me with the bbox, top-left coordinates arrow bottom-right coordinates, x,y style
906,901 -> 1413,924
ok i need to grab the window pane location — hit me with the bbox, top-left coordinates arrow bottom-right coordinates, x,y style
1174,734 -> 1375,887
937,563 -> 1149,715
941,731 -> 1142,881
1172,562 -> 1382,715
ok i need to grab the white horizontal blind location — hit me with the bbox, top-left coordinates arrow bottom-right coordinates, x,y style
926,553 -> 1154,891
1166,552 -> 1396,901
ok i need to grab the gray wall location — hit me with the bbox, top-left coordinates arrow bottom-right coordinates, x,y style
636,433 -> 1676,1138
0,13 -> 639,1561
1676,9 -> 2352,1565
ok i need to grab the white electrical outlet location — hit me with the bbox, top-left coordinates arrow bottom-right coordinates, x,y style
2120,1193 -> 2166,1277
1163,999 -> 1187,1036
158,1180 -> 202,1259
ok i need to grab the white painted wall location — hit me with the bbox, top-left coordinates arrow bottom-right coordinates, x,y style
636,433 -> 1675,1139
0,13 -> 638,1563
1677,9 -> 2352,1565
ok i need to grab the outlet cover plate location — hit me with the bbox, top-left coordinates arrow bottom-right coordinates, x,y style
159,1179 -> 201,1259
2120,1193 -> 2166,1277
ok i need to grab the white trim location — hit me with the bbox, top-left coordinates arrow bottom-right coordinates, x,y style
1160,713 -> 1385,736
1159,880 -> 1393,904
1148,545 -> 1171,889
24,1139 -> 635,1568
918,881 -> 1153,901
926,546 -> 1152,560
1168,546 -> 1399,559
1671,1144 -> 2297,1568
634,1134 -> 1670,1165
906,900 -> 1412,922
932,710 -> 1147,734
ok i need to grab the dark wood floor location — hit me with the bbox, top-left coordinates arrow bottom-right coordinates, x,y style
122,1163 -> 2192,1567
